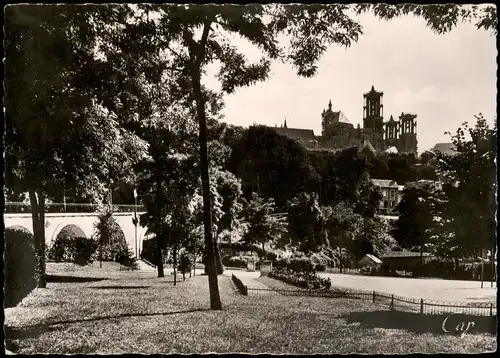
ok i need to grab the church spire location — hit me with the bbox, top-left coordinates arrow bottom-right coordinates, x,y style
328,99 -> 332,110
284,119 -> 287,128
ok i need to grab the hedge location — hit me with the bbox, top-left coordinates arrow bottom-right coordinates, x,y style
47,236 -> 98,265
222,255 -> 247,268
4,226 -> 38,308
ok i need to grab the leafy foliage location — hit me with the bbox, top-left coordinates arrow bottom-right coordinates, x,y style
391,181 -> 441,252
228,125 -> 313,210
269,257 -> 332,289
287,192 -> 326,254
4,226 -> 38,308
47,236 -> 99,265
241,193 -> 286,254
222,256 -> 248,268
428,115 -> 496,262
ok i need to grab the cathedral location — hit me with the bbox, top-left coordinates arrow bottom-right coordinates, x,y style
273,86 -> 418,154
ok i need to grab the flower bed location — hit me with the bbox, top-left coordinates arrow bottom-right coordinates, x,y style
269,257 -> 332,290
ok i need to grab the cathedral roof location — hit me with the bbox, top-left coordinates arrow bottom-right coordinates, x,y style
326,110 -> 351,124
274,127 -> 317,142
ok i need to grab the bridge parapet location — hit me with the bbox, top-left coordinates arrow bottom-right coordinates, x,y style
4,202 -> 146,214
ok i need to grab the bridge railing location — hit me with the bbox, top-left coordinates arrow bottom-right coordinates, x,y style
4,202 -> 146,214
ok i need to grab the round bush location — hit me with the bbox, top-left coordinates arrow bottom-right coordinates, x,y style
4,226 -> 38,308
315,264 -> 326,272
178,252 -> 192,274
47,235 -> 98,265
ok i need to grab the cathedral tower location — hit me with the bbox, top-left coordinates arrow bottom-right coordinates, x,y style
363,86 -> 384,133
397,112 -> 418,154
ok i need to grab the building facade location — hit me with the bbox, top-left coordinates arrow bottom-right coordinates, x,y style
273,86 -> 418,154
371,179 -> 404,214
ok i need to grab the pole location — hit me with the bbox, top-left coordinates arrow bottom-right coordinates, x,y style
481,261 -> 484,289
134,193 -> 138,259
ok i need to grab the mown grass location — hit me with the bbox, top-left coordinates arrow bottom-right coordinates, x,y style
4,264 -> 497,354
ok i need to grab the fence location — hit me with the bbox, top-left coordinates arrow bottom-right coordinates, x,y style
4,202 -> 146,214
232,274 -> 248,295
323,267 -> 361,275
243,286 -> 496,317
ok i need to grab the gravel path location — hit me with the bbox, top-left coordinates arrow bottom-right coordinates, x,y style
318,272 -> 497,302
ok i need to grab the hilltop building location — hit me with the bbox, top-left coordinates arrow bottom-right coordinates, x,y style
272,86 -> 418,154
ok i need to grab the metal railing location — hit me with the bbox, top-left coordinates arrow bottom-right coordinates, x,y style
243,286 -> 496,317
323,267 -> 362,275
4,202 -> 146,214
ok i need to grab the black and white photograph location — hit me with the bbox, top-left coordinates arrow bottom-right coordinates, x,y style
3,3 -> 497,354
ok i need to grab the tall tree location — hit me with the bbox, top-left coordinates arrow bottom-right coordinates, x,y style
228,125 -> 313,210
241,193 -> 285,257
287,192 -> 326,254
391,181 -> 442,268
323,202 -> 363,270
430,115 -> 496,267
4,5 -> 151,287
136,124 -> 199,277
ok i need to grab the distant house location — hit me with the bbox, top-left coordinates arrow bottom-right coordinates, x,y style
358,254 -> 382,268
380,251 -> 434,271
371,179 -> 404,214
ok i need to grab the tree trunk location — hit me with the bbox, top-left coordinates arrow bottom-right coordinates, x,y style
29,190 -> 46,288
173,245 -> 177,286
156,235 -> 164,278
419,244 -> 424,276
100,240 -> 103,268
191,62 -> 222,310
492,245 -> 496,287
214,230 -> 223,275
262,241 -> 266,261
193,255 -> 196,277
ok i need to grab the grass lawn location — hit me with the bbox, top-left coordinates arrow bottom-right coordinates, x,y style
4,263 -> 496,354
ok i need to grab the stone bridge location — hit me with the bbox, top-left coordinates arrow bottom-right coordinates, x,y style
4,203 -> 149,258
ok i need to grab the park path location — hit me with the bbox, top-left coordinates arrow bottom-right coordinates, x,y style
317,272 -> 497,302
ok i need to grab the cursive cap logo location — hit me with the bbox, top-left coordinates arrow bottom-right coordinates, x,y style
442,312 -> 476,338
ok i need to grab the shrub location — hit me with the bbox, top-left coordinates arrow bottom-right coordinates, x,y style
222,255 -> 247,268
266,251 -> 278,261
96,240 -> 137,268
268,255 -> 331,290
115,246 -> 139,269
73,237 -> 99,265
47,235 -> 98,265
315,264 -> 326,272
178,252 -> 192,276
268,271 -> 331,290
288,256 -> 316,275
4,226 -> 38,308
140,238 -> 168,266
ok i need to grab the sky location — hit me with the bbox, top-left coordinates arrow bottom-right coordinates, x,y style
202,12 -> 497,153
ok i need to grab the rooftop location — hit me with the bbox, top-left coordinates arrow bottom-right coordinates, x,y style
371,179 -> 400,188
362,254 -> 383,264
429,142 -> 456,155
